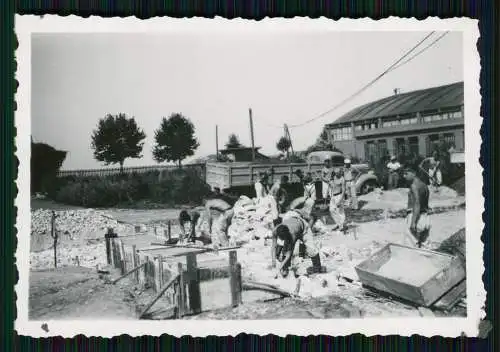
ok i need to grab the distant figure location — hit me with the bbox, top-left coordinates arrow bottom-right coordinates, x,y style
269,175 -> 289,214
386,155 -> 402,190
321,159 -> 333,200
428,152 -> 442,192
178,209 -> 202,243
343,158 -> 358,209
254,171 -> 269,201
403,167 -> 431,248
270,210 -> 323,278
329,168 -> 346,232
302,173 -> 316,216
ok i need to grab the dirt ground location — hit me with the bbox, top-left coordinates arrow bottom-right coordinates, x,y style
29,267 -> 137,320
29,192 -> 467,320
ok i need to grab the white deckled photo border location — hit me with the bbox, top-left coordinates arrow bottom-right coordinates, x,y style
14,15 -> 484,338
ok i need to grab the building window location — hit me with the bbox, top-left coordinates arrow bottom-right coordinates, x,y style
410,117 -> 418,124
331,126 -> 352,141
354,124 -> 363,131
426,134 -> 440,156
409,136 -> 419,156
443,132 -> 456,146
377,139 -> 388,161
365,141 -> 378,165
449,111 -> 463,119
394,138 -> 407,157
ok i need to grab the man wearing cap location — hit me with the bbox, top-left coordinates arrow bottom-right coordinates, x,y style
343,158 -> 358,210
402,167 -> 431,248
387,155 -> 402,190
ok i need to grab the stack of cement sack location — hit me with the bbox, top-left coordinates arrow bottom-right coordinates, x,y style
227,196 -> 276,246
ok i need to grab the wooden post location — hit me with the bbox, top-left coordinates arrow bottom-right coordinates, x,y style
144,256 -> 150,288
135,225 -> 141,234
120,240 -> 126,275
111,240 -> 118,269
50,211 -> 58,268
168,221 -> 171,241
249,108 -> 256,162
229,250 -> 241,307
216,125 -> 219,161
104,228 -> 115,265
132,245 -> 138,283
158,255 -> 164,287
177,262 -> 186,318
186,253 -> 202,315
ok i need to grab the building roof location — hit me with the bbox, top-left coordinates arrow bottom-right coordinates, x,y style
219,146 -> 262,154
327,81 -> 464,127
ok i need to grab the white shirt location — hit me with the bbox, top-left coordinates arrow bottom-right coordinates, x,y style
387,161 -> 401,172
254,181 -> 267,200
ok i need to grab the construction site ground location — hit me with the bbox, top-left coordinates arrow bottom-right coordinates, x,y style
29,187 -> 466,320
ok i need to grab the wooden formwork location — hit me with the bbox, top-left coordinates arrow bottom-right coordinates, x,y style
105,230 -> 242,319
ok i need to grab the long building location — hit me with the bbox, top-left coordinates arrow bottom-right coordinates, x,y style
325,82 -> 464,164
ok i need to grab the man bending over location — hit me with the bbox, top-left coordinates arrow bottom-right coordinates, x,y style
270,210 -> 322,278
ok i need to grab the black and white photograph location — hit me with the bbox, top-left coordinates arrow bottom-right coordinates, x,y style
15,16 -> 483,337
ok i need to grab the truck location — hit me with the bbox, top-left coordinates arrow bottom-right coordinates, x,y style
205,157 -> 379,198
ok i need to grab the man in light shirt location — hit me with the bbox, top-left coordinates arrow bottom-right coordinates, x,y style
254,171 -> 269,201
386,155 -> 402,190
321,159 -> 333,200
343,158 -> 358,209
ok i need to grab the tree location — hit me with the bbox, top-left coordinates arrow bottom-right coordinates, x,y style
225,134 -> 242,149
276,136 -> 292,158
31,141 -> 67,194
90,113 -> 146,173
152,113 -> 200,168
305,127 -> 342,154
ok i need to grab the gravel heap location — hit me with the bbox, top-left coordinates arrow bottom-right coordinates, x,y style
30,209 -> 135,270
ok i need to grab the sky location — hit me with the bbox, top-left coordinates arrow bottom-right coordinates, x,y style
31,31 -> 463,170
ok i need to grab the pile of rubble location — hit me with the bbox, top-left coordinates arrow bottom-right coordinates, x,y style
31,209 -> 134,252
30,209 -> 134,270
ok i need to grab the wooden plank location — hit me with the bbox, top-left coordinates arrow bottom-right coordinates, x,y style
119,240 -> 126,274
432,280 -> 466,311
154,257 -> 161,293
186,253 -> 202,315
158,255 -> 164,287
112,263 -> 147,284
229,251 -> 241,307
139,274 -> 179,319
177,262 -> 186,318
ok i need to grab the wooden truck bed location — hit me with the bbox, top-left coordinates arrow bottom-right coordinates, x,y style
205,162 -> 325,190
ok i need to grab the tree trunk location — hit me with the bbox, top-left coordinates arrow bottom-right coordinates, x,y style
119,161 -> 124,175
178,160 -> 182,169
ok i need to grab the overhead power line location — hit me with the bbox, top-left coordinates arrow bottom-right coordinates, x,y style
389,31 -> 450,72
286,31 -> 439,129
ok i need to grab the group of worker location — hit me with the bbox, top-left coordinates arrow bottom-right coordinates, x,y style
386,152 -> 442,192
176,155 -> 433,280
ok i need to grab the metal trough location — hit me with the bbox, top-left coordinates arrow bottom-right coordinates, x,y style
355,243 -> 465,307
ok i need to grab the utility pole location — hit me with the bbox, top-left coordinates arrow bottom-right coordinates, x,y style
284,124 -> 295,157
215,125 -> 219,161
249,108 -> 256,162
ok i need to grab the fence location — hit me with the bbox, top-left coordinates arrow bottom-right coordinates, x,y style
57,163 -> 206,178
104,229 -> 242,319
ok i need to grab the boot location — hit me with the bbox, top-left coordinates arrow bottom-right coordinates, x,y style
310,254 -> 322,272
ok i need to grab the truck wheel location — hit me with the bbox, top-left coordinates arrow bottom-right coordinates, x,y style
360,180 -> 377,195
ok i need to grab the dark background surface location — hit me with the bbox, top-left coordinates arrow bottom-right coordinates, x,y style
1,0 -> 497,350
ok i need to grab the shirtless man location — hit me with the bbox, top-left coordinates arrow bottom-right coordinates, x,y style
270,210 -> 322,278
269,175 -> 289,214
178,204 -> 235,245
403,167 -> 431,248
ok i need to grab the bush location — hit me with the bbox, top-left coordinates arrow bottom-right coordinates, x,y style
54,168 -> 211,208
